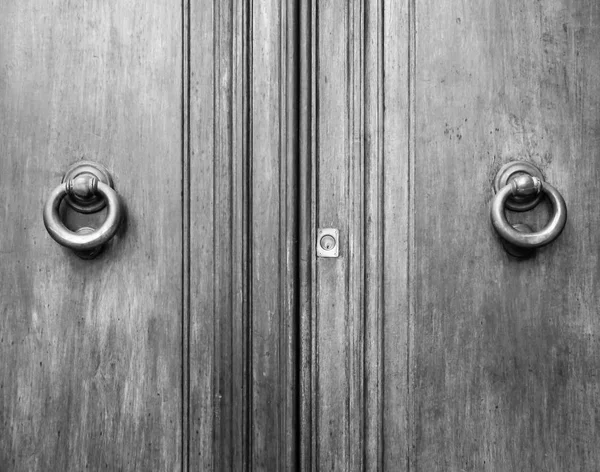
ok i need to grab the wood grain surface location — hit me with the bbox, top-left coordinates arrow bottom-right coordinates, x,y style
300,0 -> 410,469
188,0 -> 298,469
0,1 -> 182,470
412,1 -> 600,470
3,0 -> 599,470
301,0 -> 600,470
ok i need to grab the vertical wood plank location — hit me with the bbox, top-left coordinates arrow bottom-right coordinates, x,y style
413,1 -> 600,470
314,0 -> 353,466
301,0 -> 411,469
189,0 -> 240,467
251,0 -> 298,468
182,0 -> 191,468
380,0 -> 411,469
0,1 -> 182,470
187,0 -> 217,468
189,0 -> 298,468
299,0 -> 318,467
364,0 -> 385,466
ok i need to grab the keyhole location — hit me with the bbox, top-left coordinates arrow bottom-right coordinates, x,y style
320,234 -> 336,251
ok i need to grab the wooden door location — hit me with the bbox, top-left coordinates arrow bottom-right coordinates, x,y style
1,1 -> 296,470
4,1 -> 599,470
411,2 -> 600,469
0,1 -> 183,470
300,0 -> 600,470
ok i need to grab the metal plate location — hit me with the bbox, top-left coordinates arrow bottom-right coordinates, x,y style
61,161 -> 114,213
493,161 -> 544,212
317,228 -> 339,258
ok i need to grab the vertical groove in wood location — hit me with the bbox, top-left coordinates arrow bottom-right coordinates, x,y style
245,1 -> 254,465
241,1 -> 252,468
346,0 -> 365,468
212,0 -> 221,463
211,0 -> 224,464
364,0 -> 385,468
299,0 -> 316,469
312,1 -> 319,467
278,0 -> 299,468
407,0 -> 417,469
234,0 -> 250,468
182,0 -> 191,469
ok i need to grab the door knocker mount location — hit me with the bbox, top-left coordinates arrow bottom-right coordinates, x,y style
491,161 -> 567,257
43,161 -> 123,259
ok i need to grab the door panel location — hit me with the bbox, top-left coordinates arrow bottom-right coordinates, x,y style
301,0 -> 600,470
4,1 -> 598,470
413,1 -> 600,470
187,0 -> 297,469
1,0 -> 299,469
299,0 -> 410,469
0,1 -> 182,470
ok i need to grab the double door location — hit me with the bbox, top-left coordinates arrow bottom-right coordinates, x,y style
1,1 -> 599,470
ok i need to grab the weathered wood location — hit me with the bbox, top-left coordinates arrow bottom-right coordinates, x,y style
302,0 -> 600,470
6,1 -> 595,469
300,0 -> 410,469
299,0 -> 318,468
381,0 -> 412,469
251,0 -> 298,468
313,0 -> 356,466
413,1 -> 600,470
0,1 -> 182,470
182,0 -> 191,468
188,0 -> 298,468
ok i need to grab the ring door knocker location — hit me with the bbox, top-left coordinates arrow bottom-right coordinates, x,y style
491,161 -> 567,258
43,161 -> 123,259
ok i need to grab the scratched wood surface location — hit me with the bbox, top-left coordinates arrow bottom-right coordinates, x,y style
301,0 -> 410,469
0,1 -> 182,470
303,0 -> 600,470
188,0 -> 298,469
412,1 -> 600,470
4,1 -> 597,470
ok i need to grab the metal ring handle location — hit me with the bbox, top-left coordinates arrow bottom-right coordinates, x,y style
491,174 -> 567,248
43,177 -> 122,252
